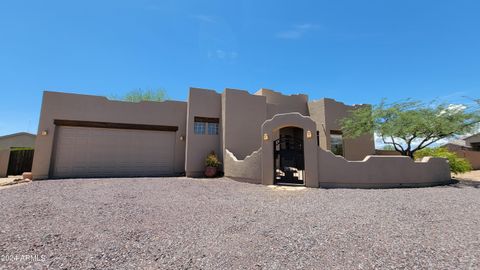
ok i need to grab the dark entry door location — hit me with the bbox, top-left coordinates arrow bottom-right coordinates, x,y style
274,135 -> 305,185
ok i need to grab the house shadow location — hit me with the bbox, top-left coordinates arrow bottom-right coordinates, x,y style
447,179 -> 480,189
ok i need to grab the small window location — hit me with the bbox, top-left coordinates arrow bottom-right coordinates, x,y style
208,122 -> 219,135
194,116 -> 219,135
330,130 -> 343,156
194,122 -> 206,134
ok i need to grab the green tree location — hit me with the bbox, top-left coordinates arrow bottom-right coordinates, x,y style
340,99 -> 480,158
111,88 -> 167,102
415,147 -> 472,174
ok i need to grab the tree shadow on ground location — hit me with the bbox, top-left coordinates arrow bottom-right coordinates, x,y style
446,179 -> 480,189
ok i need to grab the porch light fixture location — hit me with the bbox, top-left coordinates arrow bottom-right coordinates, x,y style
263,133 -> 269,141
41,130 -> 48,136
306,130 -> 312,139
179,135 -> 185,141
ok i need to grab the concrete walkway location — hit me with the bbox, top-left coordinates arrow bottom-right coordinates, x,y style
0,175 -> 29,189
453,170 -> 480,182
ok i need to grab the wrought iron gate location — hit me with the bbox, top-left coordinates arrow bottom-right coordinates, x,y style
273,136 -> 305,185
7,149 -> 34,176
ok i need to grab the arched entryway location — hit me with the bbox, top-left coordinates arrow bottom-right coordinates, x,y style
274,127 -> 305,185
261,113 -> 319,188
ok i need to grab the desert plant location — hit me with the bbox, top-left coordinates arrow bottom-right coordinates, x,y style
110,88 -> 168,102
205,151 -> 221,168
414,147 -> 472,174
10,147 -> 34,151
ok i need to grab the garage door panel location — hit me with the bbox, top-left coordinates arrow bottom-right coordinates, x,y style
52,126 -> 175,178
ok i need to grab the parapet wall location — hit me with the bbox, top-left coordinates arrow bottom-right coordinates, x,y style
224,148 -> 262,184
317,149 -> 452,188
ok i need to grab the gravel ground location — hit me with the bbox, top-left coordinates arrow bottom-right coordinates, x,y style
0,177 -> 479,269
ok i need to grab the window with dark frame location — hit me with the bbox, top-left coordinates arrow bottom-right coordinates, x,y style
330,130 -> 344,156
208,122 -> 219,135
194,116 -> 219,135
194,122 -> 206,134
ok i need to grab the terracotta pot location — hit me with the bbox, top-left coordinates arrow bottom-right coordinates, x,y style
205,166 -> 217,178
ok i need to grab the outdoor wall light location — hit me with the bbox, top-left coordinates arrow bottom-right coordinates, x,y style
263,133 -> 269,141
41,130 -> 48,136
306,130 -> 312,139
179,135 -> 185,141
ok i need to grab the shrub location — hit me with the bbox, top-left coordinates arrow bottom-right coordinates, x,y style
205,151 -> 221,168
110,89 -> 167,102
414,147 -> 472,174
10,147 -> 34,151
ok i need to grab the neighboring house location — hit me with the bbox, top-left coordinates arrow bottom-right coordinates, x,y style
32,88 -> 451,188
465,133 -> 480,151
0,132 -> 36,177
443,134 -> 480,169
0,132 -> 36,150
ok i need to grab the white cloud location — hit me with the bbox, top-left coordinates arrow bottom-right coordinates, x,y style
276,23 -> 321,39
447,104 -> 467,112
208,49 -> 238,60
296,23 -> 316,30
276,30 -> 303,39
438,103 -> 467,116
193,14 -> 216,23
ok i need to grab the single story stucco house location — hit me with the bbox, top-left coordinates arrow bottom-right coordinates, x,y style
32,88 -> 451,188
0,132 -> 36,150
0,132 -> 36,177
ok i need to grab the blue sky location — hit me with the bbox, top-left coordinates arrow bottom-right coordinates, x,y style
1,0 -> 479,136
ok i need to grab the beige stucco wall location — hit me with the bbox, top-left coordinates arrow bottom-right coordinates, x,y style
0,149 -> 10,177
185,88 -> 222,177
317,150 -> 451,188
375,149 -> 401,155
32,91 -> 187,180
223,148 -> 262,184
255,89 -> 309,117
309,98 -> 375,160
0,133 -> 36,150
222,89 -> 267,160
307,100 -> 328,149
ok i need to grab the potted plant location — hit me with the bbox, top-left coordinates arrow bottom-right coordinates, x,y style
204,151 -> 221,177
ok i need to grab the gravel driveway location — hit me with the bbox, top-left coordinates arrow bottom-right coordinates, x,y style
1,177 -> 479,269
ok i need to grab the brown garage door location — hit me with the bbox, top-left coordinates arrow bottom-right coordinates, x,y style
51,126 -> 176,178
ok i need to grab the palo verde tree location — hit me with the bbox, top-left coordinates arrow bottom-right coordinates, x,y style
340,99 -> 480,158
